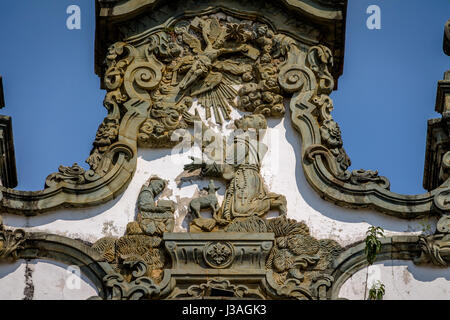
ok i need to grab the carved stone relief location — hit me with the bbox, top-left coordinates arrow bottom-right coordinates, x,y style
89,175 -> 342,300
415,215 -> 450,267
0,0 -> 448,301
92,177 -> 173,284
0,216 -> 25,261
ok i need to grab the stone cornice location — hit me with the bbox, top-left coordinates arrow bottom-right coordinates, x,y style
97,0 -> 345,20
288,66 -> 450,217
423,72 -> 450,192
0,104 -> 147,215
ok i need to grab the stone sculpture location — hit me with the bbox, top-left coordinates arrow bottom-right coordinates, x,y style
92,177 -> 174,283
185,114 -> 287,225
189,180 -> 221,232
0,0 -> 448,301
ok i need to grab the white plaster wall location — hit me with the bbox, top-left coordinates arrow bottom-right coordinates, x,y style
1,102 -> 436,245
0,259 -> 98,300
0,100 -> 448,299
0,260 -> 26,300
339,260 -> 450,300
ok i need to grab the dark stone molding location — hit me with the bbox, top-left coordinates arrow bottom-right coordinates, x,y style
444,20 -> 450,56
0,106 -> 146,215
0,115 -> 18,189
287,60 -> 450,217
0,230 -> 440,300
423,71 -> 450,192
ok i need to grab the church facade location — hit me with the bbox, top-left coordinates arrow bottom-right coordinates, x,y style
0,0 -> 449,300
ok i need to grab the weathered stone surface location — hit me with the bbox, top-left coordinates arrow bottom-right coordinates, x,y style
444,20 -> 450,56
414,215 -> 450,267
0,0 -> 449,301
423,72 -> 450,194
0,115 -> 17,188
95,0 -> 346,86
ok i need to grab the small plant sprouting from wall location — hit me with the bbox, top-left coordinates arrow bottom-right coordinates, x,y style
364,226 -> 384,265
419,218 -> 433,236
368,281 -> 385,300
363,226 -> 385,300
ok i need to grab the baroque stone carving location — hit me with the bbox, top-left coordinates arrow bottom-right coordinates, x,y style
415,215 -> 450,267
0,0 -> 444,220
0,216 -> 26,261
45,163 -> 100,188
92,177 -> 174,284
303,46 -> 390,189
284,32 -> 441,216
185,278 -> 250,298
1,0 -> 448,302
103,260 -> 161,300
204,241 -> 234,268
184,114 -> 287,228
86,117 -> 120,174
225,215 -> 342,294
189,180 -> 221,232
84,164 -> 342,300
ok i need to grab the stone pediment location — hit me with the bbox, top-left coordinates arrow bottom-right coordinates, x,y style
0,0 -> 449,300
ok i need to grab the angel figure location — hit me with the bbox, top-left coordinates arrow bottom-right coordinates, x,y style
172,17 -> 259,124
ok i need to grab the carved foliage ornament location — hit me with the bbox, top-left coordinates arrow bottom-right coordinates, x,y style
103,15 -> 294,150
0,217 -> 26,261
415,215 -> 450,267
0,3 -> 448,302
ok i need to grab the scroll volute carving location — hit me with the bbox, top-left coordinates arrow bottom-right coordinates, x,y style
0,216 -> 26,261
298,44 -> 390,189
415,215 -> 450,267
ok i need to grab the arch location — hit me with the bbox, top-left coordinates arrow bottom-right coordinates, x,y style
12,233 -> 115,299
328,235 -> 422,299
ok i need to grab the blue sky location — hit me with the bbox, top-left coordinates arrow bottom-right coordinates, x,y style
0,0 -> 449,194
